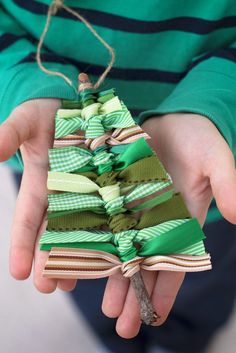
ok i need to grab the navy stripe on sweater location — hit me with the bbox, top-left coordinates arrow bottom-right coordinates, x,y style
0,33 -> 36,51
13,0 -> 236,35
16,47 -> 236,84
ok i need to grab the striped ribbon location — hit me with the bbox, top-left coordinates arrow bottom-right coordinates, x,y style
49,137 -> 154,173
53,125 -> 151,149
55,96 -> 136,139
40,218 -> 207,262
43,248 -> 212,279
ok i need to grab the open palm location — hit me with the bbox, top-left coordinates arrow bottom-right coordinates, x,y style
0,102 -> 235,338
102,113 -> 236,338
0,99 -> 77,292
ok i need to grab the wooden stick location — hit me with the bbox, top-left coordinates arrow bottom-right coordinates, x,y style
130,272 -> 160,325
78,73 -> 159,325
78,73 -> 94,92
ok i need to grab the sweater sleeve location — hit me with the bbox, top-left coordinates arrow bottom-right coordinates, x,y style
0,5 -> 79,171
0,5 -> 79,122
137,44 -> 236,154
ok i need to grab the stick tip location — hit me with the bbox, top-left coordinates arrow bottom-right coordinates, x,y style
78,73 -> 93,92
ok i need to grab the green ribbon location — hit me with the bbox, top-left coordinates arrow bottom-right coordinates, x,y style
47,180 -> 173,216
55,96 -> 135,139
47,154 -> 170,192
78,155 -> 169,187
40,218 -> 206,262
49,137 -> 154,174
47,152 -> 173,233
47,192 -> 189,233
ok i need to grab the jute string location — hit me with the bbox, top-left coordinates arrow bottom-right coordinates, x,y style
36,0 -> 115,91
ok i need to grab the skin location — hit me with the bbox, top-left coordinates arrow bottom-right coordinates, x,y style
0,98 -> 235,338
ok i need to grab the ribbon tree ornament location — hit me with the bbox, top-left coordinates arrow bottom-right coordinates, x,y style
40,73 -> 211,325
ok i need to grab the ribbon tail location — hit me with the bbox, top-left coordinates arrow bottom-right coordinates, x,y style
141,254 -> 212,272
42,248 -> 212,280
42,247 -> 122,279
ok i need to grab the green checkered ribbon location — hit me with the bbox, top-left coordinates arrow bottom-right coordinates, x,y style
49,137 -> 154,174
49,145 -> 114,173
40,218 -> 206,262
55,96 -> 135,139
47,180 -> 173,216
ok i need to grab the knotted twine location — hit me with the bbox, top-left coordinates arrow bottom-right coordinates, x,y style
36,0 -> 115,90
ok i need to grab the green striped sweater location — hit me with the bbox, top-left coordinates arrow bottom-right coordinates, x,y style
1,0 -> 236,224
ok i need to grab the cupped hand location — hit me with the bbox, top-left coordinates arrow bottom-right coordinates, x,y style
102,113 -> 236,338
0,99 -> 77,293
1,105 -> 236,338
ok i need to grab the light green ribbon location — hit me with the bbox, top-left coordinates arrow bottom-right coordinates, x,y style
40,218 -> 206,262
55,96 -> 135,139
49,137 -> 154,174
47,179 -> 173,216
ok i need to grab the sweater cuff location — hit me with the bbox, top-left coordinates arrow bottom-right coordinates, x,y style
0,62 -> 79,171
137,67 -> 236,152
0,62 -> 79,122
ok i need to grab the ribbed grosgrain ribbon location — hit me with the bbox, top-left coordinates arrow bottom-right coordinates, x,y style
55,97 -> 135,139
43,248 -> 212,279
47,153 -> 170,190
47,192 -> 191,233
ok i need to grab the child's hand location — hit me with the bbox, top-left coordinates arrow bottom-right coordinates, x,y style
102,113 -> 236,338
0,99 -> 77,292
2,104 -> 236,338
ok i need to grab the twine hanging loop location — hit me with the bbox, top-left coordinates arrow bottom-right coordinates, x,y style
36,0 -> 115,91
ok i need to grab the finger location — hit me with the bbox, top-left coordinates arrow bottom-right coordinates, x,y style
151,271 -> 185,326
9,161 -> 48,280
57,279 -> 77,292
33,215 -> 58,293
33,249 -> 58,293
116,271 -> 157,338
180,188 -> 212,227
34,220 -> 76,293
0,108 -> 32,161
102,273 -> 130,318
209,146 -> 236,224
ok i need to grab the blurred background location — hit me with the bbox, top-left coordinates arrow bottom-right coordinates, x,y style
0,163 -> 235,353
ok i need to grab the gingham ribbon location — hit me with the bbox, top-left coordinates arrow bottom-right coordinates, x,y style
49,137 -> 154,173
49,145 -> 115,173
47,179 -> 173,215
55,97 -> 136,139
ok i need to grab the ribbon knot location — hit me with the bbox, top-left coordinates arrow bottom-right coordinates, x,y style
55,96 -> 136,139
92,146 -> 114,174
104,196 -> 126,216
79,119 -> 89,132
98,183 -> 120,201
113,229 -> 139,261
121,257 -> 143,278
84,115 -> 106,138
98,183 -> 126,216
96,171 -> 119,187
81,102 -> 101,119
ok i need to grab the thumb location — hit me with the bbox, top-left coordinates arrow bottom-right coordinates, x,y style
209,144 -> 236,224
0,107 -> 32,162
